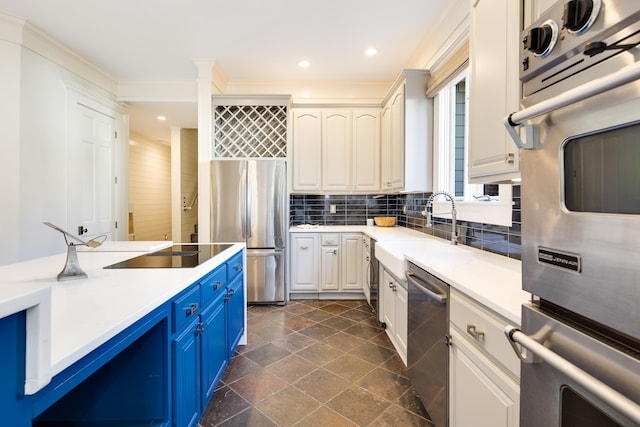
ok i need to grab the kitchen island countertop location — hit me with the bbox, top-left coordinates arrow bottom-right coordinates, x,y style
0,241 -> 245,394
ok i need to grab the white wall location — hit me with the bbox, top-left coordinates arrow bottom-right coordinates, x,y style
0,16 -> 123,265
0,39 -> 22,264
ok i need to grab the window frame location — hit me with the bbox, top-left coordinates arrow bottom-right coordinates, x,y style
431,66 -> 514,227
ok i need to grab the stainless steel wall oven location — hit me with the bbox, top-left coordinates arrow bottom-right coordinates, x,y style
504,1 -> 640,425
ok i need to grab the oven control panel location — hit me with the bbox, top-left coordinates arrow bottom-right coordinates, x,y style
520,0 -> 640,97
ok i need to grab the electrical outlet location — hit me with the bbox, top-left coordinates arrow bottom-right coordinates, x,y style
330,204 -> 337,214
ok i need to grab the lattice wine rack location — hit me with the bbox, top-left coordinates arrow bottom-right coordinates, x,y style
213,105 -> 288,158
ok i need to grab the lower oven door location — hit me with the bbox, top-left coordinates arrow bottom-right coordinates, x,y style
517,304 -> 640,427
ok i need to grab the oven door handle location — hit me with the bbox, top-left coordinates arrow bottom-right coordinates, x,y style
504,326 -> 640,425
504,61 -> 640,149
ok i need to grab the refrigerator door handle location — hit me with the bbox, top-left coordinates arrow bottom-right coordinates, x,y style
246,162 -> 253,240
241,163 -> 248,239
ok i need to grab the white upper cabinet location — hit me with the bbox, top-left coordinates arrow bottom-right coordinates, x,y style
468,0 -> 521,183
352,110 -> 380,191
292,110 -> 322,191
380,70 -> 432,192
523,0 -> 556,26
322,111 -> 352,191
292,108 -> 380,193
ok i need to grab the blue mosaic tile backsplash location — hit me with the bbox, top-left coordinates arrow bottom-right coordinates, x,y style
290,185 -> 522,260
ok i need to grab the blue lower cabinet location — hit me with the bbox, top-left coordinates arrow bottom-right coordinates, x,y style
226,274 -> 245,359
172,317 -> 201,427
200,294 -> 227,411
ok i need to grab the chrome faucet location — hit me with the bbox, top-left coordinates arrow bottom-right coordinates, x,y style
423,191 -> 458,245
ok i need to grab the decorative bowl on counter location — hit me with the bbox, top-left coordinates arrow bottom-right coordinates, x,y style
374,217 -> 396,227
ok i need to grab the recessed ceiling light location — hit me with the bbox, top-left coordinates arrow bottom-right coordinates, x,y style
298,60 -> 311,68
365,48 -> 378,56
157,115 -> 167,121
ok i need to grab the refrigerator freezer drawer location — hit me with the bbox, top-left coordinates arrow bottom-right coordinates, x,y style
246,249 -> 285,303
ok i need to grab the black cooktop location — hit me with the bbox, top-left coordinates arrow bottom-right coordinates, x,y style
104,244 -> 234,269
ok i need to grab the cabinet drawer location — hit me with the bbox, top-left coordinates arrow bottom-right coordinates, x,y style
320,234 -> 340,246
450,291 -> 520,380
172,285 -> 201,334
200,266 -> 226,309
226,250 -> 244,282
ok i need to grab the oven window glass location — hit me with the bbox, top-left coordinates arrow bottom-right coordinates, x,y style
563,122 -> 640,214
561,386 -> 621,426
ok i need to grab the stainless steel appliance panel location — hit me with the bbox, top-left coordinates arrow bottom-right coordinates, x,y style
520,90 -> 640,341
519,304 -> 640,427
368,238 -> 380,319
406,262 -> 449,426
247,159 -> 286,250
210,159 -> 287,303
211,160 -> 246,243
245,249 -> 285,303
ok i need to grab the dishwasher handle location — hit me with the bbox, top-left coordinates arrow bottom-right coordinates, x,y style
406,271 -> 447,304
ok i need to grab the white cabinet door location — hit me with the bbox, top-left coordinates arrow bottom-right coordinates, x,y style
322,111 -> 351,191
352,110 -> 380,191
394,283 -> 408,358
468,0 -> 521,183
381,269 -> 396,333
389,85 -> 405,190
449,329 -> 520,427
320,245 -> 340,291
290,234 -> 319,291
340,233 -> 362,291
292,111 -> 322,191
523,0 -> 556,26
380,106 -> 392,190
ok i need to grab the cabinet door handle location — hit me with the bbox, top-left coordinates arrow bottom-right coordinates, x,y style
213,281 -> 222,290
301,245 -> 309,250
333,249 -> 337,255
235,264 -> 243,271
467,324 -> 485,341
388,281 -> 396,291
185,303 -> 199,317
196,321 -> 205,335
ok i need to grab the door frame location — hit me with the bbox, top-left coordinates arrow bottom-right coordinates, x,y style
64,82 -> 128,241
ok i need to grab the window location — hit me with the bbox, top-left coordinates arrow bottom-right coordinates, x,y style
430,65 -> 513,227
433,68 -> 483,200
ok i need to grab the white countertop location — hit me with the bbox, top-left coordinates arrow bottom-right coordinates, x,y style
0,241 -> 244,394
291,225 -> 529,324
290,224 -> 427,242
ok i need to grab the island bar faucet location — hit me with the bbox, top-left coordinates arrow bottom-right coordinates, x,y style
423,191 -> 458,245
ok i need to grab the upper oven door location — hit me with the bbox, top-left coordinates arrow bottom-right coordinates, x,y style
520,82 -> 640,342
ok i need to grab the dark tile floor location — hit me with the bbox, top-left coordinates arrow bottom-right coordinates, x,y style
198,299 -> 433,427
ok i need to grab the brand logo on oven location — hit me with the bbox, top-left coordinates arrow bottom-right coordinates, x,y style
538,248 -> 581,273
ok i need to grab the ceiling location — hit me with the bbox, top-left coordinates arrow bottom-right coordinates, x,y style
0,0 -> 448,142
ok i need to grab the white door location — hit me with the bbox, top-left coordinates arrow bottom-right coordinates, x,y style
67,102 -> 116,242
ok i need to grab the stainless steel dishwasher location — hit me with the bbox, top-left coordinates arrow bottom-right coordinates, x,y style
406,261 -> 449,427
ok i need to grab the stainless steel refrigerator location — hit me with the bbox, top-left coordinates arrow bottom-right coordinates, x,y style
210,159 -> 286,303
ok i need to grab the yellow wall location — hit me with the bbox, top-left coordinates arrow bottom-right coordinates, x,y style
128,133 -> 171,241
180,129 -> 198,242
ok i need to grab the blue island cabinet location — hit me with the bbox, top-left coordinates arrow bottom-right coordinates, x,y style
1,248 -> 245,427
172,250 -> 245,427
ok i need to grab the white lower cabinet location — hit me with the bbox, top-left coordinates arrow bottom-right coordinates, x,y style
381,268 -> 407,364
290,232 -> 364,298
290,234 -> 319,292
340,233 -> 362,291
449,289 -> 520,427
